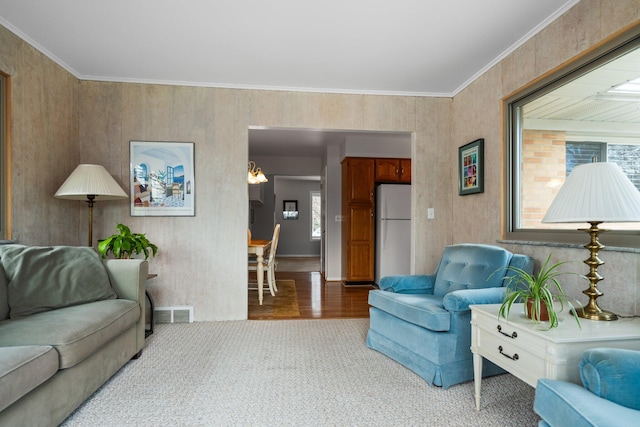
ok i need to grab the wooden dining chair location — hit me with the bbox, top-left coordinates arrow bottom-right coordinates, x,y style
248,224 -> 280,296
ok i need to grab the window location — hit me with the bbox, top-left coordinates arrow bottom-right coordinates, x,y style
0,72 -> 7,240
311,191 -> 321,240
505,28 -> 640,247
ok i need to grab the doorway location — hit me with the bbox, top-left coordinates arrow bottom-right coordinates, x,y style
248,126 -> 412,281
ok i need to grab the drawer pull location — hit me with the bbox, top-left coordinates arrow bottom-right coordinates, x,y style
497,325 -> 517,339
498,346 -> 519,361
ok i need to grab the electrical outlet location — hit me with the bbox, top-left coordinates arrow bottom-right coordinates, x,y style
427,208 -> 435,219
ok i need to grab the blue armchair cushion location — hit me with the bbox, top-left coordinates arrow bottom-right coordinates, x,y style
378,275 -> 434,294
368,291 -> 450,331
432,244 -> 513,296
534,378 -> 640,427
580,348 -> 640,410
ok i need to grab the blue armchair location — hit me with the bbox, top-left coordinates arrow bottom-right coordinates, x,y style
534,348 -> 640,427
366,243 -> 533,389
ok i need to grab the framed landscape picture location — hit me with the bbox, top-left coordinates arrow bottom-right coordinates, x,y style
283,200 -> 298,220
458,138 -> 484,195
130,141 -> 195,216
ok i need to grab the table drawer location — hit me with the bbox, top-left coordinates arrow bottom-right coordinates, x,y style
478,332 -> 544,386
475,313 -> 546,355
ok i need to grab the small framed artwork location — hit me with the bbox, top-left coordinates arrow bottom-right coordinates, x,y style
458,138 -> 484,195
130,140 -> 195,216
283,200 -> 298,220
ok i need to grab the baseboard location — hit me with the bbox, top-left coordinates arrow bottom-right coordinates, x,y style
155,306 -> 194,323
342,281 -> 377,288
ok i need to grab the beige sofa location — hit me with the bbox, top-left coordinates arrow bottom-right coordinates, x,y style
0,245 -> 148,426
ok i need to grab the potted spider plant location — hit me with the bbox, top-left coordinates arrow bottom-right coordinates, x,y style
98,223 -> 158,260
497,254 -> 582,329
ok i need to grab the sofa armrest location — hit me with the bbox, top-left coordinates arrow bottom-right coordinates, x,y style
378,275 -> 435,294
534,378 -> 640,427
104,259 -> 148,303
103,259 -> 149,352
442,287 -> 506,312
580,348 -> 640,410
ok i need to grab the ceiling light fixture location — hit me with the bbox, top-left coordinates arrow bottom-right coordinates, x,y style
247,161 -> 268,184
608,76 -> 640,95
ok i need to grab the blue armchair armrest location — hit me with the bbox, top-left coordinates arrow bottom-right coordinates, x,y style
442,287 -> 507,312
378,275 -> 435,294
580,348 -> 640,410
534,378 -> 640,427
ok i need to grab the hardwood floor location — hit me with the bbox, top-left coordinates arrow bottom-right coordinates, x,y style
248,258 -> 373,320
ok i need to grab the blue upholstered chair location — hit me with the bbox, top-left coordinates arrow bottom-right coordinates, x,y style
366,243 -> 533,389
534,348 -> 640,427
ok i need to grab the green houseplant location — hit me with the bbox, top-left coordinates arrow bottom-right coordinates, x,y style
497,254 -> 582,329
98,223 -> 158,260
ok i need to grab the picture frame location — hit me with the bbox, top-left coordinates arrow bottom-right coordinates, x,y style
130,141 -> 195,216
458,138 -> 484,195
283,200 -> 298,220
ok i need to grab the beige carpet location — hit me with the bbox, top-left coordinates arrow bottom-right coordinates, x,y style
248,279 -> 301,318
61,319 -> 539,426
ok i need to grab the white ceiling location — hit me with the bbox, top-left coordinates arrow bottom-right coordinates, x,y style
0,0 -> 577,96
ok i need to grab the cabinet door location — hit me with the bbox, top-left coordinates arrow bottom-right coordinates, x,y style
399,159 -> 411,183
348,204 -> 374,241
347,242 -> 374,281
346,204 -> 374,281
375,159 -> 400,182
345,158 -> 375,203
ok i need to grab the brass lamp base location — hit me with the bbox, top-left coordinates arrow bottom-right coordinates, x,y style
576,306 -> 618,321
577,222 -> 617,321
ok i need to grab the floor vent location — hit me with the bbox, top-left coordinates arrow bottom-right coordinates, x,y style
155,306 -> 194,323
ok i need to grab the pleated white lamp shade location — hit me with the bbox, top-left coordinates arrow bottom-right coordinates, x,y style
542,162 -> 640,223
54,164 -> 128,200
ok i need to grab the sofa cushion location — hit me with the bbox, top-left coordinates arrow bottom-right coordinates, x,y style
0,345 -> 59,412
0,245 -> 117,318
0,299 -> 139,369
432,244 -> 512,297
368,290 -> 450,331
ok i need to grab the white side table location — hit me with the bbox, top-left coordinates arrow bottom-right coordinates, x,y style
470,303 -> 640,411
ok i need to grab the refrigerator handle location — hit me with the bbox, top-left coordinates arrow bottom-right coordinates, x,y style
380,218 -> 387,250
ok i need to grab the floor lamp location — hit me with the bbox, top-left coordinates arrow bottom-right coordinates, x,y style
542,162 -> 640,321
54,164 -> 128,247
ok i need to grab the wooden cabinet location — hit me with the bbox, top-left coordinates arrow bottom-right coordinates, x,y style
346,205 -> 375,281
374,158 -> 411,183
399,159 -> 411,182
342,158 -> 375,282
344,158 -> 375,202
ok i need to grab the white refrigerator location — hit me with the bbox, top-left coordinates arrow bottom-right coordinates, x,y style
375,184 -> 411,284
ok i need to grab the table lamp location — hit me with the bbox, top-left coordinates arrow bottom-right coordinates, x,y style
542,162 -> 640,320
54,164 -> 128,247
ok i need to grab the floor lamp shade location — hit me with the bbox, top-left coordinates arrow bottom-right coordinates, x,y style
54,164 -> 128,246
542,162 -> 640,321
54,164 -> 128,201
